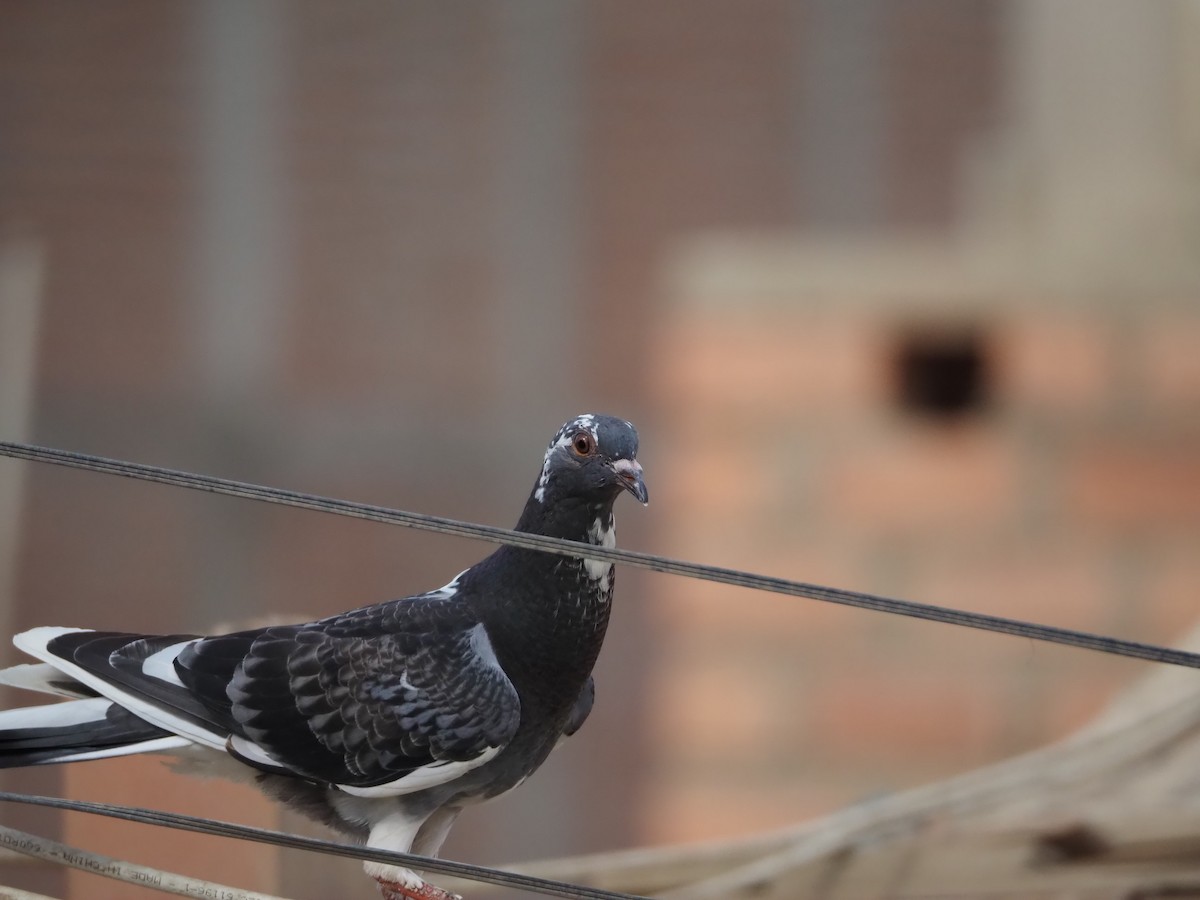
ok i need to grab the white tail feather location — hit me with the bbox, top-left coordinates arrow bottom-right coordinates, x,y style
35,736 -> 191,764
0,696 -> 112,730
0,663 -> 91,698
12,626 -> 89,659
0,695 -> 191,765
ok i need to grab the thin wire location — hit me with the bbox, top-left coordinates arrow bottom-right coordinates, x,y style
0,821 -> 287,900
0,792 -> 646,900
1,440 -> 1198,670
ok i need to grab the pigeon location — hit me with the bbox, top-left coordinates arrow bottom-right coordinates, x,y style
0,414 -> 647,900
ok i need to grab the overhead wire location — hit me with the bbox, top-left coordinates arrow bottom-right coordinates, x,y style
1,439 -> 1198,671
0,438 -> 1197,899
0,792 -> 645,900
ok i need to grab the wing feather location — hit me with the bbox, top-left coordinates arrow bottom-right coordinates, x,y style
13,591 -> 521,795
178,596 -> 521,790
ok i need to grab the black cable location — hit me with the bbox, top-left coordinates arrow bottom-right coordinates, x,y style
1,440 -> 1198,670
0,792 -> 645,900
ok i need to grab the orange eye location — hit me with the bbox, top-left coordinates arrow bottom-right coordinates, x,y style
571,432 -> 596,457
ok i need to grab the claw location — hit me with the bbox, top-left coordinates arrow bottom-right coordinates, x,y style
376,876 -> 463,900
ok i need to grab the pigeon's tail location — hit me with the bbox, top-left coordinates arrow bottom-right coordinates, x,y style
0,695 -> 186,767
0,661 -> 98,699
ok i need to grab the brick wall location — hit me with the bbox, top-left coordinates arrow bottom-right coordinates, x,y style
0,0 -> 1021,895
2,0 -> 1191,888
641,277 -> 1200,844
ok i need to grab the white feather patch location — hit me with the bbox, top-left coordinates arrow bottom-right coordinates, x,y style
227,734 -> 292,772
424,570 -> 465,600
468,623 -> 501,671
140,640 -> 194,687
584,518 -> 616,582
336,745 -> 503,798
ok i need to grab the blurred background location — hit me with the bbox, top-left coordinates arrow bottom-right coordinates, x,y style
1,1 -> 1199,897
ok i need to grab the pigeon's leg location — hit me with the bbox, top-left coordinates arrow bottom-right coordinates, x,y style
365,810 -> 462,900
411,806 -> 462,859
375,874 -> 462,900
371,806 -> 464,899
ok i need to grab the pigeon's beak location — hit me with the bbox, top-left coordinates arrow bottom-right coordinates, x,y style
612,458 -> 648,505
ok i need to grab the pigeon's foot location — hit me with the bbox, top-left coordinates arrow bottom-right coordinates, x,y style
376,876 -> 462,900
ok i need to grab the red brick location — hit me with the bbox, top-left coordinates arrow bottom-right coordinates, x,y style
881,623 -> 1031,675
908,545 -> 1113,633
821,425 -> 1021,535
650,577 -> 764,634
1139,317 -> 1200,412
806,669 -> 1006,762
1067,443 -> 1200,532
651,433 -> 776,525
643,655 -> 783,763
992,317 -> 1114,414
637,777 -> 845,845
1144,547 -> 1200,641
649,543 -> 870,640
1036,666 -> 1129,738
651,313 -> 890,416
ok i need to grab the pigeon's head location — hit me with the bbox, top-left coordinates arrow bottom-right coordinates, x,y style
533,414 -> 648,508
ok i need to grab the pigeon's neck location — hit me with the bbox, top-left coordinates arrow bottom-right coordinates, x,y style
475,492 -> 617,712
513,490 -> 618,543
510,491 -> 618,595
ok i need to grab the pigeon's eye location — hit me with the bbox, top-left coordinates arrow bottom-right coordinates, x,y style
571,432 -> 596,457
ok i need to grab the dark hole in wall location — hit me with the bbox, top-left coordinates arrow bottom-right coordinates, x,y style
894,328 -> 990,419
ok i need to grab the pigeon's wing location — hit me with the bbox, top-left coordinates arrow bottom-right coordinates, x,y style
17,594 -> 522,796
186,605 -> 522,794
